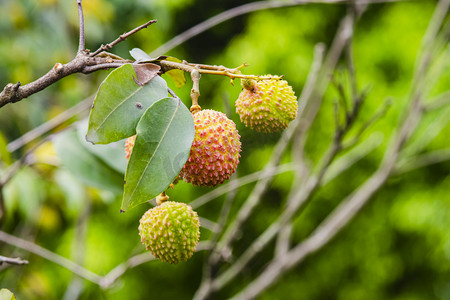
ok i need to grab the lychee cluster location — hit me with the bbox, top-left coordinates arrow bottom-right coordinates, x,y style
236,76 -> 298,133
179,109 -> 241,187
138,201 -> 200,264
128,72 -> 297,264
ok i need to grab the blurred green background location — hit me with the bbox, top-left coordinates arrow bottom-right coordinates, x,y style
0,0 -> 449,299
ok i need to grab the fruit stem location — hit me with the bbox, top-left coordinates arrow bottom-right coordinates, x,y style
156,192 -> 169,206
190,69 -> 201,113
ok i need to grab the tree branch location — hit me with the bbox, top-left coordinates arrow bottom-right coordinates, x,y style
0,56 -> 129,109
0,14 -> 158,109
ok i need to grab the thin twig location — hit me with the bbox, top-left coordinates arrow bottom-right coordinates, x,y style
0,255 -> 29,266
159,60 -> 277,81
343,96 -> 391,149
423,90 -> 450,111
90,20 -> 157,57
322,132 -> 383,184
77,0 -> 85,53
394,148 -> 450,174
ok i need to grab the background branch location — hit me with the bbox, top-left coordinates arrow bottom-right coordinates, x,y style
227,0 -> 449,298
150,0 -> 404,56
0,230 -> 102,284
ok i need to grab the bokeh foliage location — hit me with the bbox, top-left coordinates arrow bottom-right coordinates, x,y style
0,0 -> 449,299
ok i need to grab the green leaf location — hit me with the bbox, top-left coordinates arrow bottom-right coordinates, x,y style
121,97 -> 195,211
0,289 -> 16,300
77,119 -> 127,174
3,167 -> 46,223
54,129 -> 124,193
86,63 -> 168,144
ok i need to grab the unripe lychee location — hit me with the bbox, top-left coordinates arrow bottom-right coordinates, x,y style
138,201 -> 200,264
124,135 -> 136,160
236,76 -> 298,133
179,109 -> 241,187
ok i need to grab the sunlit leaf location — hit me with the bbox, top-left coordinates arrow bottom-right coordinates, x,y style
86,64 -> 168,144
0,289 -> 16,300
121,97 -> 194,211
129,48 -> 152,62
129,48 -> 169,63
163,57 -> 187,88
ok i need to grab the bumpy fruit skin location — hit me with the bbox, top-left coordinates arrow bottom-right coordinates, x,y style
179,109 -> 241,187
139,201 -> 200,264
124,135 -> 136,160
236,76 -> 298,133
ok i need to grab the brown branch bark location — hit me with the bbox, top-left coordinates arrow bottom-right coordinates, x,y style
0,56 -> 130,109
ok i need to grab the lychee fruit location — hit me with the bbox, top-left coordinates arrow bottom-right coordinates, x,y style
138,201 -> 200,264
235,76 -> 298,133
179,109 -> 241,187
124,135 -> 136,160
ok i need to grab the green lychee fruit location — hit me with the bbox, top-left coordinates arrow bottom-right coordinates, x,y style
236,76 -> 298,133
124,135 -> 136,160
179,109 -> 241,187
138,201 -> 200,264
